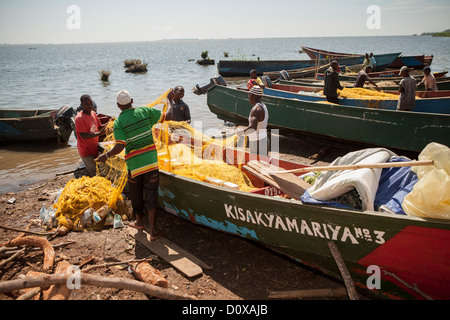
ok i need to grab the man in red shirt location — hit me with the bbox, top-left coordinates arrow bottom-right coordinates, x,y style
75,94 -> 106,177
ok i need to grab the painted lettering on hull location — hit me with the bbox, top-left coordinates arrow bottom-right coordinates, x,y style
224,204 -> 386,245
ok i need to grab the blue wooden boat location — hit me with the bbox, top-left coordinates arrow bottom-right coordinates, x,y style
218,53 -> 401,77
262,85 -> 450,115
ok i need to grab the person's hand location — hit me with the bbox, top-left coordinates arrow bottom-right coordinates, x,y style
95,153 -> 108,163
167,89 -> 175,101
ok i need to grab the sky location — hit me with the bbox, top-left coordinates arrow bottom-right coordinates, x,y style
0,0 -> 449,44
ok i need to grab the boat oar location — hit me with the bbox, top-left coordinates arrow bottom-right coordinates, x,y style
268,160 -> 434,176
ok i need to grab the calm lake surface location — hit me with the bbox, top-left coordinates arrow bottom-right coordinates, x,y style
1,36 -> 449,192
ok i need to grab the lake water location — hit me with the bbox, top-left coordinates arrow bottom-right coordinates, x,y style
1,36 -> 449,192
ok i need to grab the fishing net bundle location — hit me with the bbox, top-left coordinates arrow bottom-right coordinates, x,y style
153,120 -> 255,192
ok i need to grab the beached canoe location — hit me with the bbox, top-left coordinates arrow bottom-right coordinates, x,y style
218,53 -> 401,77
206,85 -> 450,152
262,85 -> 450,114
157,146 -> 450,300
301,46 -> 433,69
277,78 -> 450,91
0,106 -> 75,143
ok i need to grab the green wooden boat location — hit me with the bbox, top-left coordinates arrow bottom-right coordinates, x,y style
278,79 -> 450,91
206,85 -> 450,152
157,148 -> 450,300
0,107 -> 75,143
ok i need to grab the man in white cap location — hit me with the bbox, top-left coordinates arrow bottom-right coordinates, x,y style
96,90 -> 174,238
237,85 -> 269,159
397,66 -> 416,111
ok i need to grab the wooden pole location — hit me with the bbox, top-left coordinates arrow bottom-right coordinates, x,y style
0,274 -> 197,300
327,241 -> 359,300
271,160 -> 434,175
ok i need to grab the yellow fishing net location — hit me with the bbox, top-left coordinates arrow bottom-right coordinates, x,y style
153,121 -> 255,192
337,87 -> 400,100
53,90 -> 255,231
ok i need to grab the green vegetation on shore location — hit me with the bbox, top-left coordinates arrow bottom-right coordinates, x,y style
421,29 -> 450,37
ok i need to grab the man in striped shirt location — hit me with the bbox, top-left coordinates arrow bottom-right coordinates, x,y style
96,90 -> 174,238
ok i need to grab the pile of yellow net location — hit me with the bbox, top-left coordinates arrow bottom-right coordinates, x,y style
53,176 -> 127,231
53,90 -> 255,231
337,87 -> 400,100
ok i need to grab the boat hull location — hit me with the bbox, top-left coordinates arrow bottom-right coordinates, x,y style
157,163 -> 450,300
206,85 -> 450,152
301,46 -> 433,69
263,87 -> 450,114
0,108 -> 74,143
278,79 -> 450,91
218,53 -> 401,77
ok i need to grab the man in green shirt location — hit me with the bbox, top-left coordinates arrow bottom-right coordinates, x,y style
96,90 -> 174,239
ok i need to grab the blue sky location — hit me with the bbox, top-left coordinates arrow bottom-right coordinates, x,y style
0,0 -> 449,44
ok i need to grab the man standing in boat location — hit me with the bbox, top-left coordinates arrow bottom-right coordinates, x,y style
236,86 -> 269,159
417,66 -> 438,93
353,65 -> 381,90
323,61 -> 344,104
397,66 -> 416,111
95,90 -> 174,238
247,69 -> 265,90
75,94 -> 107,177
369,53 -> 377,71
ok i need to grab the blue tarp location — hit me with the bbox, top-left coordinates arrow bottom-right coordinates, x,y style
300,157 -> 418,215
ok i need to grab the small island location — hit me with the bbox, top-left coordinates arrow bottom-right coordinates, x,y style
421,29 -> 450,37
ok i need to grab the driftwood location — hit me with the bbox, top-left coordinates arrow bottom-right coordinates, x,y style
0,224 -> 56,237
0,274 -> 197,300
269,287 -> 348,300
0,248 -> 26,268
82,258 -> 152,273
42,260 -> 73,300
131,261 -> 168,288
16,287 -> 41,300
0,241 -> 75,258
0,236 -> 55,273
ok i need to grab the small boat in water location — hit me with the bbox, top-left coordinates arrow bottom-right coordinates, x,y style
0,106 -> 75,144
301,46 -> 433,69
218,53 -> 401,77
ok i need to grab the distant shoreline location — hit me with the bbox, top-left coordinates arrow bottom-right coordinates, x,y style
0,34 -> 439,46
421,29 -> 450,37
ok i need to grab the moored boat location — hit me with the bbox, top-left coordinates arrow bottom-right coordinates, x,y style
262,85 -> 450,114
301,46 -> 433,69
218,53 -> 401,77
0,106 -> 75,143
270,83 -> 450,99
277,78 -> 450,91
206,85 -> 450,152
